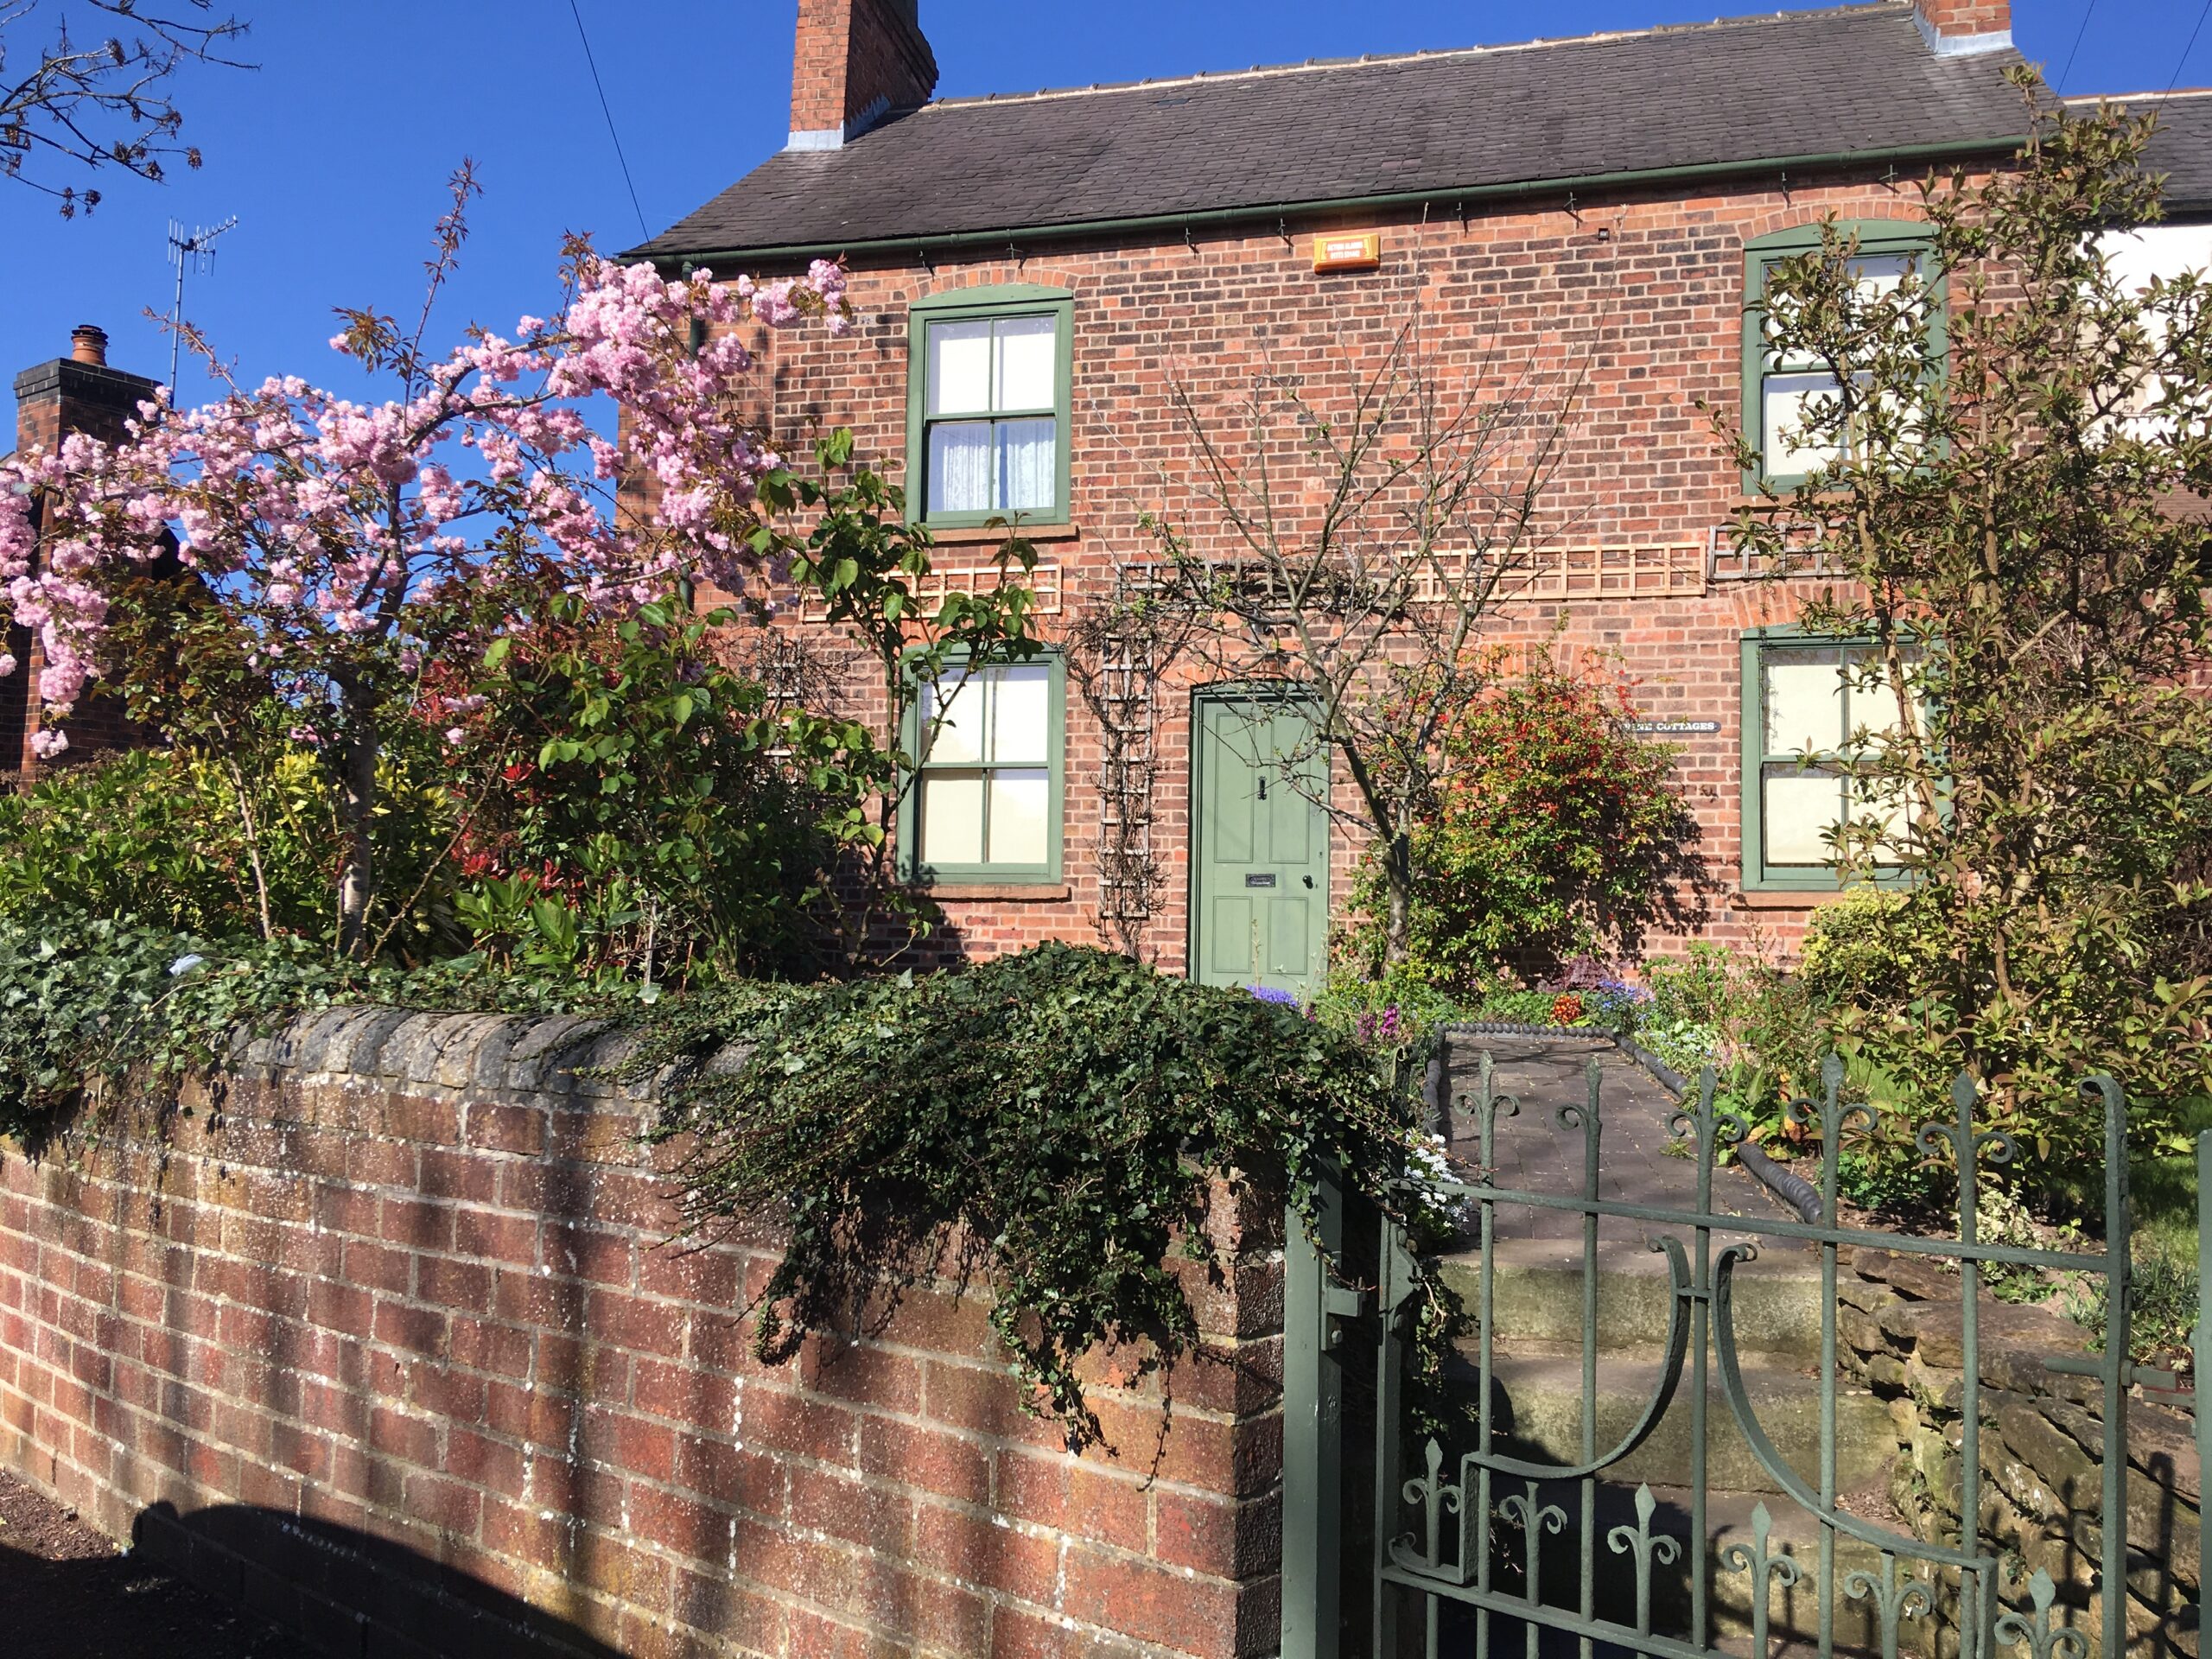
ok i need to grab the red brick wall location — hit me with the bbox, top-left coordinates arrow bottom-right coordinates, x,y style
1913,0 -> 2011,38
706,172 -> 1954,968
0,1010 -> 1283,1657
790,0 -> 936,137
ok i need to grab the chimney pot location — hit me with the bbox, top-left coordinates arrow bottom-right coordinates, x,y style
70,324 -> 108,366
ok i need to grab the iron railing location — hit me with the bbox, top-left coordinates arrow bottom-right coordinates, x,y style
1283,1052 -> 2207,1659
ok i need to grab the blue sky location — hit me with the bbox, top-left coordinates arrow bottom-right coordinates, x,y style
1,0 -> 2204,411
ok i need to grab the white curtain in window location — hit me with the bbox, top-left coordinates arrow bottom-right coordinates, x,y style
1853,654 -> 1926,744
988,665 -> 1050,763
928,423 -> 992,515
998,419 -> 1056,513
924,672 -> 984,764
1763,372 -> 1842,476
1764,649 -> 1843,754
1765,770 -> 1840,866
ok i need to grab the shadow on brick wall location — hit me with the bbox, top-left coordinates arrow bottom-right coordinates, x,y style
131,1500 -> 628,1659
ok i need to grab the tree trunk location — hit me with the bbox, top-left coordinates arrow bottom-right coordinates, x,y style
1382,829 -> 1414,969
334,690 -> 379,960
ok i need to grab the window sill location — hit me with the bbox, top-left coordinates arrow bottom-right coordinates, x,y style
1732,885 -> 1857,908
925,522 -> 1079,546
918,882 -> 1071,901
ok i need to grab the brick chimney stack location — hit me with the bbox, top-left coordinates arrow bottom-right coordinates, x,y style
1912,0 -> 2011,54
788,0 -> 937,151
8,325 -> 162,777
16,322 -> 157,454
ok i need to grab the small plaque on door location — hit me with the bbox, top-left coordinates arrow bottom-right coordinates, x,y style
1245,873 -> 1277,887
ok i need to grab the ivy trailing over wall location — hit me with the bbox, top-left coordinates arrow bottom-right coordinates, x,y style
622,941 -> 1433,1450
0,913 -> 628,1150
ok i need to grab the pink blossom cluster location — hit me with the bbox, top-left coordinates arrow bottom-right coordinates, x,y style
0,249 -> 854,753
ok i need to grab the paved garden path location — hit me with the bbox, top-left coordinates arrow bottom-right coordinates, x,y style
1439,1032 -> 1808,1248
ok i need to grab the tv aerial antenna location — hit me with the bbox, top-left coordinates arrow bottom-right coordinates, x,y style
165,216 -> 238,395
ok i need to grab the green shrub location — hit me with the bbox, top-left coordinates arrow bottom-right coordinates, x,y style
1,749 -> 331,940
624,942 -> 1434,1449
432,594 -> 852,986
1639,942 -> 1833,1144
1310,968 -> 1471,1044
1344,657 -> 1702,989
1645,943 -> 1744,1032
1796,887 -> 1946,1019
0,735 -> 463,957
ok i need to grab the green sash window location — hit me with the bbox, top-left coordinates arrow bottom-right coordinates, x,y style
907,286 -> 1074,528
1741,630 -> 1923,889
901,655 -> 1065,884
1743,223 -> 1939,489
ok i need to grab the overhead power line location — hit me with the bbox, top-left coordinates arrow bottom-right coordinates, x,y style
2057,0 -> 2094,90
2164,0 -> 2212,101
568,0 -> 652,243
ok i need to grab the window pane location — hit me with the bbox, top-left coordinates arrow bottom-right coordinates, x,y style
927,421 -> 992,515
998,419 -> 1057,512
1847,653 -> 1927,746
1764,649 -> 1844,756
988,770 -> 1050,866
988,665 -> 1050,764
1851,254 -> 1912,303
927,320 -> 992,416
1859,779 -> 1915,863
1764,768 -> 1842,866
995,315 -> 1057,410
924,672 -> 984,764
1764,372 -> 1842,475
918,770 -> 985,866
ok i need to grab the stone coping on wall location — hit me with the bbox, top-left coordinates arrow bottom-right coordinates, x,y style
0,1004 -> 1289,1659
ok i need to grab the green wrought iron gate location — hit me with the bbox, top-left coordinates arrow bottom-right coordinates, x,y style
1282,1053 -> 2211,1659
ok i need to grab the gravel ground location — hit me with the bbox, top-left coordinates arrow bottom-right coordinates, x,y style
0,1469 -> 294,1657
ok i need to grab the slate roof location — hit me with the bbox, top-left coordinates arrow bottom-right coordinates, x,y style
2093,89 -> 2212,212
634,2 -> 2030,262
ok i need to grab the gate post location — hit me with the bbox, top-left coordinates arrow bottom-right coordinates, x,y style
2196,1130 -> 2211,1609
1281,1160 -> 1347,1659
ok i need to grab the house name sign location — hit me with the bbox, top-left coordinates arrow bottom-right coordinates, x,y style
1312,232 -> 1382,272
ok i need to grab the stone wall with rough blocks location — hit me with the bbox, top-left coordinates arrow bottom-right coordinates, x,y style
1840,1247 -> 2199,1658
0,1008 -> 1286,1658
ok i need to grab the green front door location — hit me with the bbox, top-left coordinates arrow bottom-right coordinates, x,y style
1192,695 -> 1330,994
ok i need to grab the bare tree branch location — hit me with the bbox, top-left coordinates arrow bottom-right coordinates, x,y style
1106,278 -> 1601,967
1,0 -> 250,216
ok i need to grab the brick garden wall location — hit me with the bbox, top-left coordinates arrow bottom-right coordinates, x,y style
0,1009 -> 1285,1658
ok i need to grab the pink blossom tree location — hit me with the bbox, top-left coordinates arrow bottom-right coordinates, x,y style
0,167 -> 855,956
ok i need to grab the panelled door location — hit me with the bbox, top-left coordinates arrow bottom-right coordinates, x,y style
1192,694 -> 1329,994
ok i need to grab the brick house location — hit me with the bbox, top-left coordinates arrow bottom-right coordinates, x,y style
682,3 -> 2173,988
